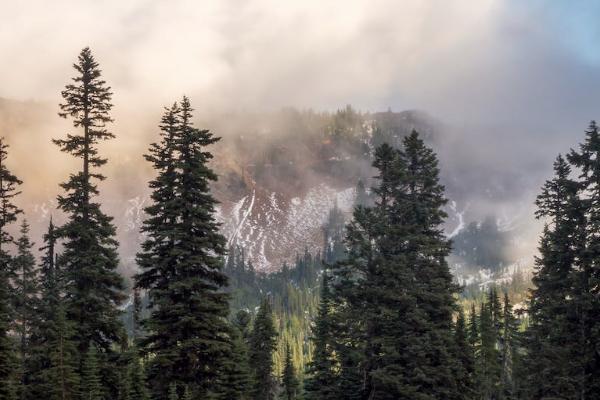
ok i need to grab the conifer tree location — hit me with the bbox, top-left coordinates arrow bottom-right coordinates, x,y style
455,308 -> 476,399
468,303 -> 481,397
500,293 -> 520,399
331,133 -> 459,399
12,219 -> 37,391
54,47 -> 125,371
127,350 -> 150,400
249,297 -> 278,400
304,271 -> 336,400
479,300 -> 501,400
0,138 -> 22,400
132,288 -> 142,342
135,98 -> 231,398
217,322 -> 252,400
81,344 -> 103,400
168,384 -> 178,400
526,154 -> 581,398
281,343 -> 299,400
566,121 -> 600,397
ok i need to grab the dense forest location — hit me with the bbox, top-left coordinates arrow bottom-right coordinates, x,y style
1,47 -> 600,400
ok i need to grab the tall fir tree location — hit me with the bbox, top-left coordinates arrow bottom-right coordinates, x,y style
281,343 -> 299,400
217,321 -> 252,400
455,308 -> 476,399
81,344 -> 103,400
304,271 -> 337,400
567,121 -> 600,398
0,138 -> 22,400
12,219 -> 38,393
330,132 -> 460,400
135,98 -> 231,398
500,292 -> 520,399
27,218 -> 79,400
468,303 -> 481,398
526,154 -> 581,398
249,297 -> 278,400
54,48 -> 126,378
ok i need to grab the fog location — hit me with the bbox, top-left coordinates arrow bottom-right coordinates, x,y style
1,0 -> 599,271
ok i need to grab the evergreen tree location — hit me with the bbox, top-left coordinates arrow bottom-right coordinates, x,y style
500,293 -> 520,399
468,303 -> 481,397
479,301 -> 501,400
217,322 -> 252,400
304,271 -> 336,400
281,343 -> 299,400
331,132 -> 460,400
27,218 -> 79,400
526,154 -> 581,398
132,288 -> 142,342
135,98 -> 231,398
81,344 -> 103,400
168,384 -> 178,400
12,219 -> 38,391
455,308 -> 476,399
249,297 -> 278,400
566,121 -> 600,398
127,350 -> 150,400
54,47 -> 126,374
0,138 -> 22,400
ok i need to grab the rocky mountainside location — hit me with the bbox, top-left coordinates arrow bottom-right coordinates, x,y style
1,98 -> 534,283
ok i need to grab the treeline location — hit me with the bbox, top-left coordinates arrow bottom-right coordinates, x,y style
0,45 -> 599,400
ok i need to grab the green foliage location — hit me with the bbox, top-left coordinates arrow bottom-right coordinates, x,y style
330,133 -> 460,399
304,271 -> 337,400
81,344 -> 103,400
0,138 -> 21,400
250,298 -> 278,400
54,48 -> 126,380
281,343 -> 299,400
135,98 -> 231,398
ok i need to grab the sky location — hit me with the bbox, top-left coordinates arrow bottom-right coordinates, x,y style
1,0 -> 599,268
1,0 -> 599,131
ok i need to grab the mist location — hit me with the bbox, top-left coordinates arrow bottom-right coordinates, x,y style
1,0 -> 599,272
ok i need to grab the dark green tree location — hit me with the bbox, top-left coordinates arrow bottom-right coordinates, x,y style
135,98 -> 231,398
249,297 -> 278,400
566,121 -> 600,398
127,350 -> 150,400
479,300 -> 501,400
54,47 -> 126,375
0,138 -> 22,400
217,322 -> 252,400
455,308 -> 476,399
81,344 -> 103,400
468,303 -> 481,397
500,293 -> 520,399
12,219 -> 38,392
525,154 -> 581,398
281,343 -> 299,400
304,271 -> 337,400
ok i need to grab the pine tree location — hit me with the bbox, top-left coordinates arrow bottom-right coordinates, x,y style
132,288 -> 142,342
304,271 -> 336,400
81,344 -> 103,400
127,350 -> 150,400
330,133 -> 460,399
566,121 -> 600,398
281,343 -> 299,400
500,292 -> 520,399
217,322 -> 252,400
479,300 -> 501,400
468,303 -> 481,397
135,98 -> 231,398
455,308 -> 476,399
526,154 -> 581,398
12,219 -> 38,393
0,138 -> 22,400
249,297 -> 278,400
168,383 -> 178,400
54,47 -> 126,375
